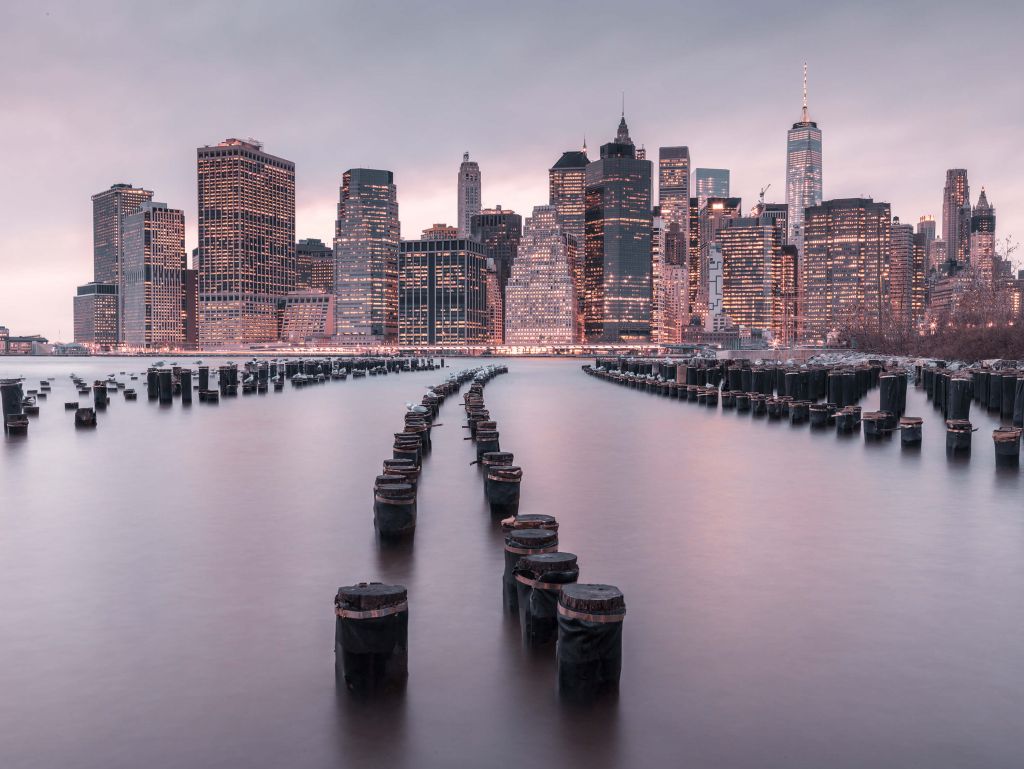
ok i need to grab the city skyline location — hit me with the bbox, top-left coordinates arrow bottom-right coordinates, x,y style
1,1 -> 1021,341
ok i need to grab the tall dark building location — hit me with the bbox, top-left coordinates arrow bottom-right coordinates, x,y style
398,226 -> 488,345
549,148 -> 589,250
785,64 -> 823,251
121,201 -> 186,348
889,218 -> 915,326
73,282 -> 118,346
470,205 -> 522,342
583,114 -> 653,343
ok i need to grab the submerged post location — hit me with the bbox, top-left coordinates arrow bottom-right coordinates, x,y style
334,583 -> 408,694
556,583 -> 626,701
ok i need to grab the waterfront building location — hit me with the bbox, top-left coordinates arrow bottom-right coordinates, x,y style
694,168 -> 730,207
73,282 -> 118,345
771,245 -> 799,344
183,268 -> 198,349
656,147 -> 691,342
296,238 -> 335,294
696,197 -> 742,320
121,201 -> 187,348
91,183 -> 154,341
785,64 -> 823,251
280,292 -> 336,342
942,168 -> 971,268
889,217 -> 915,326
801,198 -> 892,341
484,259 -> 502,345
970,189 -> 996,287
197,138 -> 295,345
549,146 -> 589,252
504,205 -> 578,346
715,213 -> 783,331
333,169 -> 400,345
457,152 -> 481,237
583,114 -> 653,343
398,227 -> 487,345
470,205 -> 522,342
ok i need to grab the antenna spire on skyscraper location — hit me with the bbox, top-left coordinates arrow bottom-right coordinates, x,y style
802,63 -> 809,123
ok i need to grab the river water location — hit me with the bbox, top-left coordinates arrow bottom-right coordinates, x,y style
0,356 -> 1021,768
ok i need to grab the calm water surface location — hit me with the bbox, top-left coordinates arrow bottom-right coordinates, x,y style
0,357 -> 1021,768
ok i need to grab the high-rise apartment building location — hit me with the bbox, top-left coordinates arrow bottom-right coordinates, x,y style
801,198 -> 892,342
889,218 -> 915,326
942,169 -> 971,269
715,213 -> 783,331
333,169 -> 400,345
398,227 -> 487,345
470,205 -> 522,342
457,153 -> 481,237
771,245 -> 799,344
785,65 -> 823,250
73,283 -> 119,345
970,189 -> 997,287
505,205 -> 578,346
296,238 -> 335,294
694,168 -> 730,207
583,114 -> 653,343
197,138 -> 295,345
121,202 -> 186,348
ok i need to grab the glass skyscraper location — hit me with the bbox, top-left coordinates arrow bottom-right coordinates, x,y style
785,66 -> 823,252
333,169 -> 400,345
583,114 -> 653,343
694,168 -> 730,207
942,168 -> 971,269
121,201 -> 186,348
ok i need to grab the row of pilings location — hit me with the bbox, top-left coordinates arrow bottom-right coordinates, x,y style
920,365 -> 1023,463
1,357 -> 443,436
465,366 -> 626,703
582,357 -> 934,447
336,364 -> 493,695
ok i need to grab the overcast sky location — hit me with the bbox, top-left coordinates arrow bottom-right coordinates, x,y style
2,0 -> 1022,340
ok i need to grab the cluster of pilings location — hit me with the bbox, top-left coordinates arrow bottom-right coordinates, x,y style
338,366 -> 489,694
372,367 -> 475,540
583,357 -> 925,445
460,365 -> 625,702
922,365 -> 1023,463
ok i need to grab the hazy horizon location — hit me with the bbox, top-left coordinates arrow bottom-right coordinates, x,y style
2,0 -> 1022,341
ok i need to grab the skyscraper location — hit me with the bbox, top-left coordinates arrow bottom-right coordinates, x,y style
970,189 -> 997,287
801,198 -> 891,341
197,138 -> 295,345
771,245 -> 799,344
715,212 -> 784,331
470,205 -> 522,342
889,217 -> 915,326
457,152 -> 481,238
694,168 -> 730,207
91,182 -> 154,341
505,205 -> 578,346
549,146 -> 589,252
398,227 -> 487,345
296,238 -> 335,294
333,169 -> 400,344
583,114 -> 653,343
549,146 -> 589,331
121,201 -> 186,348
942,169 -> 971,268
696,197 -> 742,320
785,64 -> 823,251
656,147 -> 691,342
92,183 -> 154,286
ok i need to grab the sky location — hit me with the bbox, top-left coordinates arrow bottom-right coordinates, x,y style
1,0 -> 1022,341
